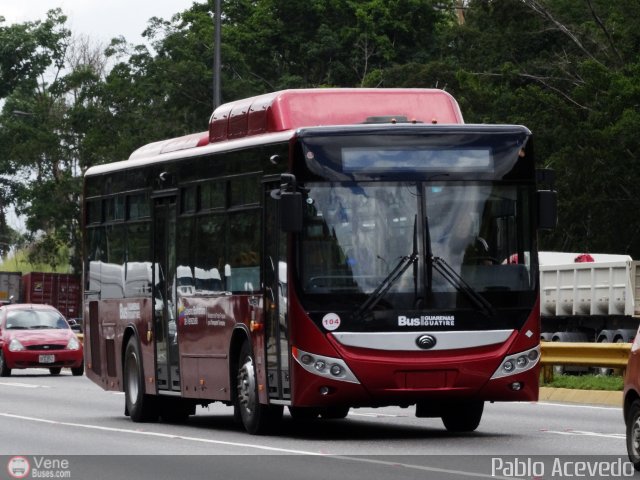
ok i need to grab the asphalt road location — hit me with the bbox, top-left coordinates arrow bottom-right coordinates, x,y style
0,369 -> 632,480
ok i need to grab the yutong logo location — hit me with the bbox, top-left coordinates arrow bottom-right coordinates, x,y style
397,315 -> 455,327
416,334 -> 437,350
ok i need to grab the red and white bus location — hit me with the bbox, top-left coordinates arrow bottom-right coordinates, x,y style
82,88 -> 556,434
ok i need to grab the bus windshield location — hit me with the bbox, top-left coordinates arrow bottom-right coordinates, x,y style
293,126 -> 537,332
297,181 -> 535,330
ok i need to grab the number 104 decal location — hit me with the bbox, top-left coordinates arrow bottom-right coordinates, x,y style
322,313 -> 341,331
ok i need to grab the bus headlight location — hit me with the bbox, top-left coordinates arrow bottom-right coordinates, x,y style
491,345 -> 540,379
292,347 -> 360,384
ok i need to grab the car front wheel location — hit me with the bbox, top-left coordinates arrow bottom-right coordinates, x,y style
626,399 -> 640,470
0,351 -> 10,377
71,363 -> 84,376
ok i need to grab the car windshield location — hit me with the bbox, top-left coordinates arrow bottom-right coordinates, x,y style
5,310 -> 69,330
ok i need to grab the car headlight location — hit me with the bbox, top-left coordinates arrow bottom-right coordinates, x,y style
66,336 -> 80,351
9,339 -> 25,352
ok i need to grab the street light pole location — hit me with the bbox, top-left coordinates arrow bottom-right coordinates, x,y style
213,0 -> 222,109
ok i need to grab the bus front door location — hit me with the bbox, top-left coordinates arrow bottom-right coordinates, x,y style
153,195 -> 181,392
264,183 -> 291,401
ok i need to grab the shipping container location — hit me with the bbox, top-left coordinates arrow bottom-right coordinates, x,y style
21,272 -> 81,319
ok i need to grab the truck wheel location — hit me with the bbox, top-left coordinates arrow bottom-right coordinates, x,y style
124,338 -> 159,422
627,399 -> 640,470
236,341 -> 282,434
441,401 -> 484,432
0,351 -> 11,377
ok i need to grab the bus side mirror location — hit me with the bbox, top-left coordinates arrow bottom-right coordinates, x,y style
280,191 -> 303,233
272,174 -> 304,233
537,190 -> 557,230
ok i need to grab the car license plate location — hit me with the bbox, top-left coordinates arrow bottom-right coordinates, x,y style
39,354 -> 55,364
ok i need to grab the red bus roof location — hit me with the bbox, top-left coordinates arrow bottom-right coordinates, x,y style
128,88 -> 463,160
209,88 -> 464,143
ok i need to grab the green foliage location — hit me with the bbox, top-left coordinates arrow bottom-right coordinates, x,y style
2,0 -> 640,269
0,243 -> 71,273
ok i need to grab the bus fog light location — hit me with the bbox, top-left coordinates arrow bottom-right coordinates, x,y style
319,386 -> 330,395
330,364 -> 343,377
510,382 -> 523,391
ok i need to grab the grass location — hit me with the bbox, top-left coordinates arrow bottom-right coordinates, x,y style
541,372 -> 624,391
0,248 -> 70,273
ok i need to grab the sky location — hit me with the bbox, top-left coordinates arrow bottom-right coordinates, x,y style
2,0 -> 202,46
1,1 -> 204,234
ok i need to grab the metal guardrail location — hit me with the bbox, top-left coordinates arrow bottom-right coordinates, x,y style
540,341 -> 631,382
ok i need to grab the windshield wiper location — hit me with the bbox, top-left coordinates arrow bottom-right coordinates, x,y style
430,255 -> 496,318
351,252 -> 418,321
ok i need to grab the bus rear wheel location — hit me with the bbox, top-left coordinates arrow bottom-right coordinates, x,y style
124,338 -> 159,422
236,341 -> 282,434
441,400 -> 484,432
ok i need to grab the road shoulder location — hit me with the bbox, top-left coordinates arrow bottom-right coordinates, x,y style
539,387 -> 622,407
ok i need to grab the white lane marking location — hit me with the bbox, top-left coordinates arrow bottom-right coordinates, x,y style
350,412 -> 403,418
0,382 -> 51,389
0,412 -> 323,455
534,402 -> 621,411
0,412 -> 517,479
544,429 -> 625,439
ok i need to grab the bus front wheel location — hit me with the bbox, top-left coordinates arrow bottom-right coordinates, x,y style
124,338 -> 159,422
441,400 -> 484,432
236,341 -> 282,434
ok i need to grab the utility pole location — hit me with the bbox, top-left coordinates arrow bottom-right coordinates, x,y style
213,0 -> 222,109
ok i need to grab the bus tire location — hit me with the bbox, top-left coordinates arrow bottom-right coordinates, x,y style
288,406 -> 321,420
71,363 -> 84,376
124,338 -> 159,422
441,400 -> 484,432
319,406 -> 350,419
159,397 -> 194,423
236,341 -> 283,434
49,367 -> 62,375
627,399 -> 640,471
